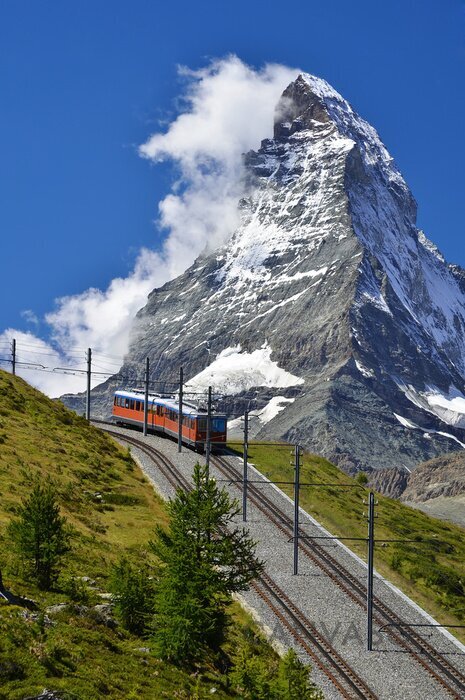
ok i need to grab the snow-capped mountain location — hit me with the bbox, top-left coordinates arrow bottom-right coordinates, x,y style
82,74 -> 465,475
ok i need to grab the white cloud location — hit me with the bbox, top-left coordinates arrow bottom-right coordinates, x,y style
1,56 -> 300,397
0,329 -> 86,397
140,56 -> 299,274
20,309 -> 40,327
45,248 -> 164,359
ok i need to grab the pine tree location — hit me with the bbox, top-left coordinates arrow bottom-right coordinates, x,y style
280,649 -> 324,699
8,479 -> 71,590
151,463 -> 263,661
110,557 -> 156,635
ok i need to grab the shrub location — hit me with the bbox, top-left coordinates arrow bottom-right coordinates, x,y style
58,572 -> 92,604
110,557 -> 156,636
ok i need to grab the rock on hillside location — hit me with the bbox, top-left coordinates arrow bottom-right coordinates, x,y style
399,451 -> 465,527
402,451 -> 465,502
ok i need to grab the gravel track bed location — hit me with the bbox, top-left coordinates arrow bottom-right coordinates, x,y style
100,424 -> 465,700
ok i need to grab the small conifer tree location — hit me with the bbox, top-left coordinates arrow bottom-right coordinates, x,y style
151,463 -> 263,661
8,479 -> 71,590
280,649 -> 324,699
110,557 -> 156,635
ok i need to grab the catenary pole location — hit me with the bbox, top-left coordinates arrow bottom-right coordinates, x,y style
206,385 -> 212,477
243,409 -> 249,522
178,366 -> 183,452
367,491 -> 375,651
293,444 -> 301,575
85,348 -> 92,421
11,338 -> 16,376
143,357 -> 149,437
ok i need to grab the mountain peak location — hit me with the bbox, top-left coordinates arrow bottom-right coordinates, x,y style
78,72 -> 465,482
273,74 -> 331,138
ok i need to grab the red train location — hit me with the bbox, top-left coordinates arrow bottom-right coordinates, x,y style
112,390 -> 227,451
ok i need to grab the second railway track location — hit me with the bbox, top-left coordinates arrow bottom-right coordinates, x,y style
210,452 -> 465,699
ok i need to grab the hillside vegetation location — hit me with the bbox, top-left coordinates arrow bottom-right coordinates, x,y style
0,370 -> 292,700
230,442 -> 465,643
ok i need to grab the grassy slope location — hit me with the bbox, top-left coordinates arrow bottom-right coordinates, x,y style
0,370 -> 281,700
229,442 -> 465,643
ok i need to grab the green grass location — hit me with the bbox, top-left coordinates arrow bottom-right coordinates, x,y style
228,441 -> 465,643
0,370 -> 289,699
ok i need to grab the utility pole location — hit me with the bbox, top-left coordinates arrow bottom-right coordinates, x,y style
367,491 -> 375,651
85,348 -> 92,421
178,366 -> 183,452
205,385 -> 212,477
11,338 -> 16,376
143,357 -> 149,437
293,444 -> 301,575
243,409 -> 249,522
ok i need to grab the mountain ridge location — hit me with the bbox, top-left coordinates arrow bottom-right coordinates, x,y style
65,72 -> 465,478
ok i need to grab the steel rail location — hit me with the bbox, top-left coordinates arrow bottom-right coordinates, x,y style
253,571 -> 379,699
211,453 -> 465,699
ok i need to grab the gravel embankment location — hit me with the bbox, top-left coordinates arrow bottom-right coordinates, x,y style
99,424 -> 465,700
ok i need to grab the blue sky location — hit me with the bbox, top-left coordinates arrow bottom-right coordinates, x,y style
1,0 -> 465,393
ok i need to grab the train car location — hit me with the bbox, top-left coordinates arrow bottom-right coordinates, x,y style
111,389 -> 227,451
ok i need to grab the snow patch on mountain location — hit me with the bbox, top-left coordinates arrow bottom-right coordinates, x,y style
355,359 -> 375,378
185,343 -> 304,395
424,388 -> 465,428
228,396 -> 295,435
393,413 -> 465,450
394,414 -> 420,429
417,230 -> 445,263
395,380 -> 465,429
254,395 -> 295,423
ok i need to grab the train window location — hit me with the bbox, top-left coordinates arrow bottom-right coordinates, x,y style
212,418 -> 226,433
198,418 -> 206,431
135,401 -> 140,411
125,399 -> 129,408
113,396 -> 117,405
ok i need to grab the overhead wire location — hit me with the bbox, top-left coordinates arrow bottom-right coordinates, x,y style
6,340 -> 123,361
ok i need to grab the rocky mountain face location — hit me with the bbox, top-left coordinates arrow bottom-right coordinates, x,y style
73,74 -> 465,479
402,452 -> 465,502
396,452 -> 465,527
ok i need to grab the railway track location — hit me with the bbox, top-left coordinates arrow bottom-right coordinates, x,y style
97,424 -> 379,699
253,572 -> 378,699
210,453 -> 465,699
